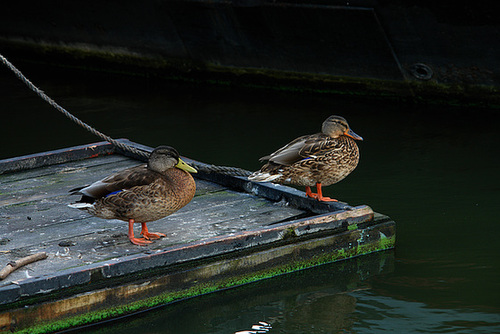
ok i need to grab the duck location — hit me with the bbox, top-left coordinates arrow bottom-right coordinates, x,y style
248,115 -> 362,202
68,146 -> 197,245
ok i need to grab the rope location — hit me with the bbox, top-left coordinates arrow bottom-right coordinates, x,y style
0,54 -> 251,177
1,54 -> 149,160
192,163 -> 251,176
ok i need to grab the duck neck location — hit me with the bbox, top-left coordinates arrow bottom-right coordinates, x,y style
165,168 -> 196,203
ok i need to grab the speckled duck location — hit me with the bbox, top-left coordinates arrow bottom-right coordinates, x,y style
249,115 -> 362,201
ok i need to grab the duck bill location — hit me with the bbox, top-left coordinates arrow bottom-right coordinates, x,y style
176,158 -> 198,173
345,129 -> 363,141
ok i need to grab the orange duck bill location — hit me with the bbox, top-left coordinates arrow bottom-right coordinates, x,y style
345,129 -> 363,141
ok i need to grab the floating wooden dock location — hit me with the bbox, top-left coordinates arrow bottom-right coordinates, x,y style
0,140 -> 395,333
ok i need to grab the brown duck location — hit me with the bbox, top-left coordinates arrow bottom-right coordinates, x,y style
248,115 -> 362,202
69,146 -> 197,245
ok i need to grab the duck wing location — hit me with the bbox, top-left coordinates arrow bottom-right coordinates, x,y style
262,133 -> 330,166
298,133 -> 340,158
70,164 -> 158,200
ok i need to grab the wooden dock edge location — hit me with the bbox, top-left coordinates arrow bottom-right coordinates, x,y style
0,213 -> 395,334
0,142 -> 118,175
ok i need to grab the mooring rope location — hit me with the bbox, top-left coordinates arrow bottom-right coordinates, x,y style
0,54 -> 251,176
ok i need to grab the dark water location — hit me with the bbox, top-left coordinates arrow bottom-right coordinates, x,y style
1,65 -> 499,333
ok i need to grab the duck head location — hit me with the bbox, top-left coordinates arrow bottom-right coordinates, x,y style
148,146 -> 197,174
322,115 -> 363,141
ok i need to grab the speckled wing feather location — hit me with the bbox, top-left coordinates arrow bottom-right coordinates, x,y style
263,134 -> 337,166
261,135 -> 312,165
299,134 -> 346,160
72,164 -> 159,199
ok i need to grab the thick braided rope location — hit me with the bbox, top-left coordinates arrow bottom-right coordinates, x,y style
1,54 -> 251,176
0,54 -> 148,160
195,163 -> 251,176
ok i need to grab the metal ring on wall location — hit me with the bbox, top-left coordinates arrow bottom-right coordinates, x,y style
409,63 -> 433,80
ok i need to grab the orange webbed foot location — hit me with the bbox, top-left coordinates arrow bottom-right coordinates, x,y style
315,196 -> 338,202
141,231 -> 166,240
305,184 -> 339,202
140,223 -> 166,240
129,237 -> 153,246
128,219 -> 154,246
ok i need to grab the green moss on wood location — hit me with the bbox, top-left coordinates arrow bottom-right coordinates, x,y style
282,227 -> 297,239
11,231 -> 395,334
347,223 -> 358,231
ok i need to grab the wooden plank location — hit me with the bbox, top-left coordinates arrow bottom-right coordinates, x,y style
0,141 -> 118,175
0,240 -> 395,332
0,157 -> 140,206
0,153 -> 226,208
0,190 -> 304,252
0,154 -> 131,184
0,179 -> 230,236
0,185 -> 238,239
0,196 -> 307,285
0,205 -> 379,304
0,222 -> 307,285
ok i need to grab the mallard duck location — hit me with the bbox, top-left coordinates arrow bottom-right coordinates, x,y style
69,146 -> 197,245
248,115 -> 362,202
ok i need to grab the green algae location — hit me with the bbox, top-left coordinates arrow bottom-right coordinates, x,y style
11,230 -> 395,334
348,223 -> 358,231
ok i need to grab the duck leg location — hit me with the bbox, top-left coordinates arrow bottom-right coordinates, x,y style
305,186 -> 316,199
140,222 -> 166,240
128,219 -> 152,245
305,183 -> 338,202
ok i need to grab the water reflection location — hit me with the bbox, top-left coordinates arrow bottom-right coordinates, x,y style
352,291 -> 500,334
234,321 -> 271,334
72,252 -> 393,334
72,250 -> 500,334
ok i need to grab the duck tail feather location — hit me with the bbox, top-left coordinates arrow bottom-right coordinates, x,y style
68,202 -> 93,210
248,172 -> 282,182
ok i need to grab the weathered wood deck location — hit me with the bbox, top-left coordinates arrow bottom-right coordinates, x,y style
0,140 -> 395,334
